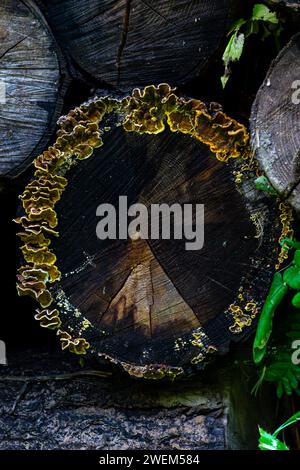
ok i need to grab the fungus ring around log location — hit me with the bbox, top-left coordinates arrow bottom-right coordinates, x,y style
16,84 -> 292,379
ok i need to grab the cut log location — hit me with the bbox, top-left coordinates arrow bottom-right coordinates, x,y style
16,86 -> 284,378
0,0 -> 67,178
0,349 -> 277,450
41,0 -> 233,90
49,129 -> 281,377
250,33 -> 300,211
266,0 -> 300,10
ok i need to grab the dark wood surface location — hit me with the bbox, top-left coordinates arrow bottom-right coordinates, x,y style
50,124 -> 281,374
41,0 -> 233,90
0,0 -> 296,452
0,0 -> 67,178
250,33 -> 300,211
266,0 -> 300,10
0,349 -> 277,450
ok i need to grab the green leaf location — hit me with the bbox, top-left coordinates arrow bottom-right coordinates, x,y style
274,411 -> 300,437
221,32 -> 245,88
223,31 -> 245,64
292,292 -> 300,308
258,427 -> 289,450
253,273 -> 288,364
293,250 -> 300,268
245,19 -> 259,38
277,380 -> 283,399
254,176 -> 277,195
227,18 -> 247,36
255,306 -> 300,396
263,351 -> 300,397
283,266 -> 300,290
221,3 -> 281,87
252,4 -> 279,24
221,75 -> 229,89
259,411 -> 300,450
280,238 -> 300,250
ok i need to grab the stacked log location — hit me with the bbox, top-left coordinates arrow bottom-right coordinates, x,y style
15,84 -> 283,378
41,0 -> 234,90
250,33 -> 300,211
0,0 -> 68,178
0,0 -> 298,451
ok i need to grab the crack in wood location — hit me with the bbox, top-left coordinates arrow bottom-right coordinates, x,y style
116,0 -> 132,87
285,150 -> 300,200
140,0 -> 169,23
207,276 -> 235,294
0,34 -> 30,62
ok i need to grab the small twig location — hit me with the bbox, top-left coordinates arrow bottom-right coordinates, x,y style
11,382 -> 29,413
0,370 -> 112,383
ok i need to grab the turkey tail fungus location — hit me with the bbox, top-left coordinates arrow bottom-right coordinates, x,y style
15,84 -> 285,378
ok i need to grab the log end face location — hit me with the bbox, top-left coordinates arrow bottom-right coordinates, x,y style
250,32 -> 300,205
0,0 -> 67,178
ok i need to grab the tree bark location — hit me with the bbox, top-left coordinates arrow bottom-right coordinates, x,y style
0,349 -> 276,450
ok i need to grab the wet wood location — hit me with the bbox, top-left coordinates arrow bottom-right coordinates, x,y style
0,0 -> 67,178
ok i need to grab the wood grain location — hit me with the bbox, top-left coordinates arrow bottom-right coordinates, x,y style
0,0 -> 67,177
50,126 -> 281,373
250,33 -> 300,211
266,0 -> 300,10
41,0 -> 232,90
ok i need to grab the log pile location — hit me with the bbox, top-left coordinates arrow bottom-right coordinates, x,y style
41,0 -> 234,90
0,0 -> 298,450
15,84 -> 283,377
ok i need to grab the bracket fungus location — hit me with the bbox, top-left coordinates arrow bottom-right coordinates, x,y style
16,84 -> 289,378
